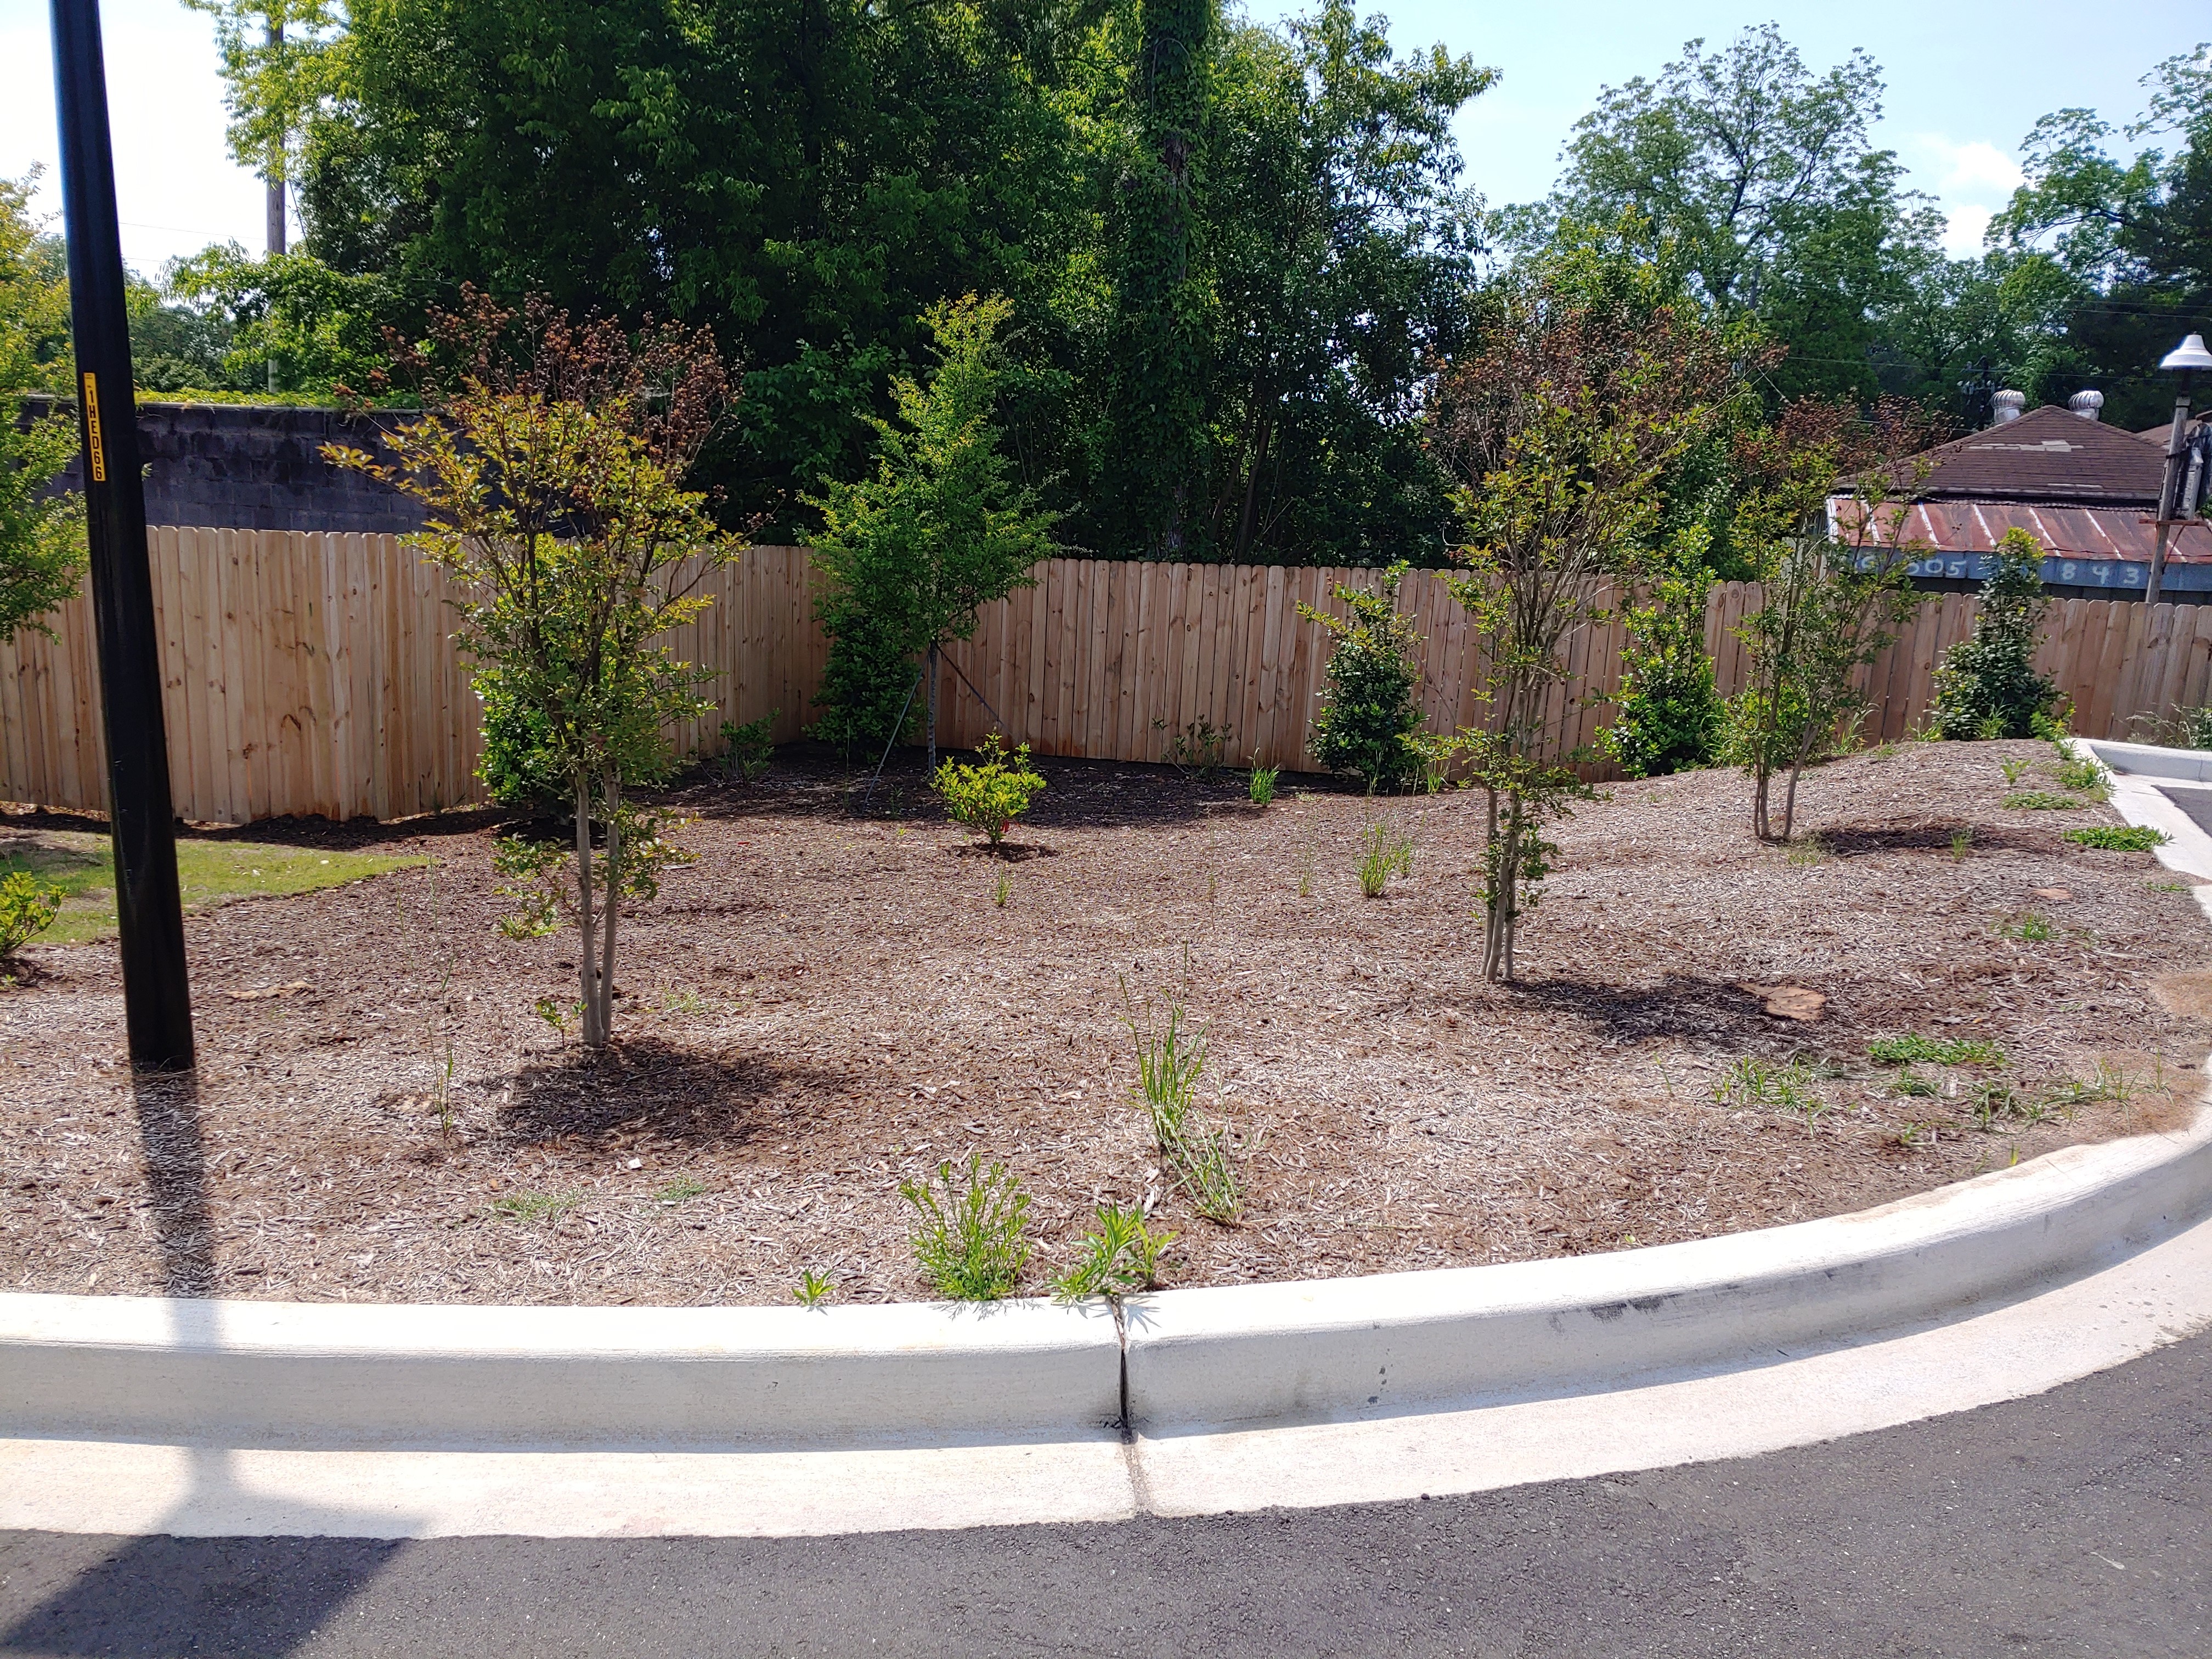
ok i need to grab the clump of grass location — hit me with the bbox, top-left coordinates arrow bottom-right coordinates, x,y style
2000,758 -> 2032,785
2049,1058 -> 2140,1110
1713,1055 -> 1835,1132
1868,1032 -> 2006,1067
1052,1204 -> 1178,1300
489,1189 -> 580,1223
1123,977 -> 1244,1222
1964,1081 -> 2056,1131
658,984 -> 711,1018
1891,1069 -> 1940,1098
900,1152 -> 1032,1300
993,872 -> 1012,908
2066,825 -> 2168,852
1248,758 -> 1279,807
1356,820 -> 1413,898
1950,826 -> 1974,861
1295,839 -> 1316,899
2000,911 -> 2056,943
654,1177 -> 710,1204
2004,791 -> 2088,811
1786,833 -> 1826,867
793,1268 -> 834,1307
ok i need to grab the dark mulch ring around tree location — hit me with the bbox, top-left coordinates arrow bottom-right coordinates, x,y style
3,737 -> 2207,1308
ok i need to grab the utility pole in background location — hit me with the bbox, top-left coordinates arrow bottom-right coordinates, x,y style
48,0 -> 198,1071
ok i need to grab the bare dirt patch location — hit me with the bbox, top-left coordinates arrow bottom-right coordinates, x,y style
3,738 -> 2206,1307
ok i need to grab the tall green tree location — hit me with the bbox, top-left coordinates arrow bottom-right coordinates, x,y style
0,173 -> 83,645
807,294 -> 1059,759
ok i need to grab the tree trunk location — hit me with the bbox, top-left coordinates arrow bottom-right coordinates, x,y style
594,771 -> 624,1048
573,775 -> 602,1048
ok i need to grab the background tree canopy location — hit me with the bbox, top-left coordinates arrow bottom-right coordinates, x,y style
13,12 -> 2208,565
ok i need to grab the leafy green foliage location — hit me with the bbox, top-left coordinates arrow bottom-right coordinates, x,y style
1930,529 -> 2058,740
808,296 -> 1056,757
900,1152 -> 1032,1301
1247,760 -> 1279,807
2065,825 -> 2169,851
2004,791 -> 2088,811
1,174 -> 83,645
1604,531 -> 1721,777
1299,563 -> 1430,793
716,713 -> 775,784
933,733 -> 1047,847
1155,718 -> 1233,781
793,1269 -> 834,1307
162,246 -> 398,398
1052,1204 -> 1178,1300
0,870 -> 63,957
1122,977 -> 1242,1223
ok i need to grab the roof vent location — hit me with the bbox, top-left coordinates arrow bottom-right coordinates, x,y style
1992,390 -> 2027,425
2069,390 -> 2105,421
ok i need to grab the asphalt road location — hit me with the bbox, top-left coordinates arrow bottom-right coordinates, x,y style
2,1330 -> 2207,1659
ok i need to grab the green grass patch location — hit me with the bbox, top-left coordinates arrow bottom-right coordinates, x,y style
0,830 -> 426,946
1867,1032 -> 2006,1067
2063,825 -> 2169,852
2002,791 -> 2088,811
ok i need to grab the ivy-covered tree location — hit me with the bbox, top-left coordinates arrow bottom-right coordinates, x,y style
806,294 -> 1058,761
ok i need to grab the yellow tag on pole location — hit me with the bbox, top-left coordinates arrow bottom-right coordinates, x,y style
82,370 -> 107,482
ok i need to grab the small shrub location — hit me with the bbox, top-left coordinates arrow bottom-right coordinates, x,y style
1154,716 -> 1232,780
933,733 -> 1047,845
2000,911 -> 2056,943
2029,703 -> 2074,741
2003,791 -> 2086,811
900,1152 -> 1032,1300
1297,561 -> 1429,793
1928,527 -> 2058,740
793,1268 -> 835,1307
0,871 -> 63,956
1356,821 -> 1414,898
1867,1032 -> 2005,1067
1999,758 -> 2030,785
718,712 -> 776,782
2053,754 -> 2108,799
1052,1204 -> 1178,1300
1602,557 -> 1722,778
1248,758 -> 1279,807
2065,825 -> 2169,851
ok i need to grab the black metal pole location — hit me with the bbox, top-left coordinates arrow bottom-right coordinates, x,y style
49,0 -> 196,1071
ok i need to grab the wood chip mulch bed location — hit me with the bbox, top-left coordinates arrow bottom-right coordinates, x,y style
3,737 -> 2207,1308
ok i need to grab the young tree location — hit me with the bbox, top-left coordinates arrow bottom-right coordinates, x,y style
332,295 -> 741,1050
1725,399 -> 1938,842
806,294 -> 1058,762
1436,277 -> 1739,981
1927,527 -> 2058,740
0,172 -> 82,645
1298,562 -> 1431,793
1602,526 -> 1723,778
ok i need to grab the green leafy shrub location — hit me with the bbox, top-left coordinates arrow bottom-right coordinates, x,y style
933,733 -> 1047,845
718,713 -> 776,782
1298,561 -> 1429,793
900,1152 -> 1032,1300
2064,825 -> 2169,851
0,870 -> 63,956
1604,554 -> 1721,778
1929,528 -> 2058,740
1154,716 -> 1231,780
476,670 -> 565,811
1052,1204 -> 1178,1300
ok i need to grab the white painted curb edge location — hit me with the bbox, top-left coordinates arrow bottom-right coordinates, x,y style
4,1107 -> 2209,1449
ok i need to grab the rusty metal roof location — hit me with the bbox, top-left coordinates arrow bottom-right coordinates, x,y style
1887,405 -> 2166,505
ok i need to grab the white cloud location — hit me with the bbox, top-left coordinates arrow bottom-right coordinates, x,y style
1918,136 -> 2026,198
1940,203 -> 1996,257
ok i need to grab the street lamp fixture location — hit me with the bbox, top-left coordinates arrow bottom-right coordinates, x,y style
2143,335 -> 2212,608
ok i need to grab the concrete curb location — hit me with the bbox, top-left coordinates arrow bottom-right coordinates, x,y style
5,1109 -> 2210,1451
1120,1105 -> 2212,1430
0,1294 -> 1123,1448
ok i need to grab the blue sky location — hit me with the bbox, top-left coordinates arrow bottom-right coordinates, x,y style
1,0 -> 2204,278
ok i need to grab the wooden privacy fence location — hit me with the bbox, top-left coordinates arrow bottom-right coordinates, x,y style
7,529 -> 2212,825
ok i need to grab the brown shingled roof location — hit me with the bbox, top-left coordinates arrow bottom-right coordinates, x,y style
1899,405 -> 2164,506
